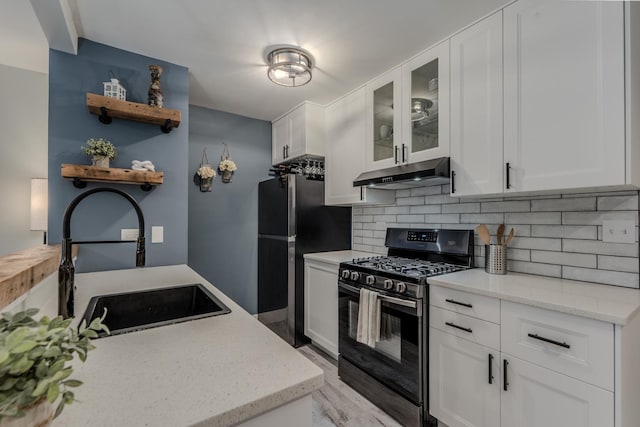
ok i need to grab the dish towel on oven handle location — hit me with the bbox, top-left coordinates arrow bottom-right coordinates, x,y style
356,287 -> 381,348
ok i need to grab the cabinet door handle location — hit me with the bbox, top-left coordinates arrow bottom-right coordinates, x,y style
506,162 -> 511,189
395,146 -> 399,164
283,146 -> 286,159
488,354 -> 494,384
286,145 -> 290,158
503,359 -> 509,391
445,321 -> 472,333
451,170 -> 456,194
360,186 -> 364,201
527,333 -> 571,349
445,298 -> 473,308
402,144 -> 407,163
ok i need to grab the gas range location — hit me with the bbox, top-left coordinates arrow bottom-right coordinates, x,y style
339,228 -> 474,300
337,228 -> 474,427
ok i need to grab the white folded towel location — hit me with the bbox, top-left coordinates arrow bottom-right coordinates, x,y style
131,160 -> 156,171
356,287 -> 381,348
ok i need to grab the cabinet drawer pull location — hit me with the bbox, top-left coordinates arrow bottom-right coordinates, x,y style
527,333 -> 571,349
451,170 -> 456,194
506,162 -> 511,189
445,321 -> 472,333
395,146 -> 399,164
445,298 -> 473,308
503,359 -> 509,391
488,354 -> 494,384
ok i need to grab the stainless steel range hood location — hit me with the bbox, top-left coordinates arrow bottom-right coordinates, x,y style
353,157 -> 450,190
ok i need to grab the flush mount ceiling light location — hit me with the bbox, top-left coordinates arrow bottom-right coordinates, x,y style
265,46 -> 314,87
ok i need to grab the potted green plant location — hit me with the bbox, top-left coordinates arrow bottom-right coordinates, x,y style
0,308 -> 108,426
81,138 -> 117,168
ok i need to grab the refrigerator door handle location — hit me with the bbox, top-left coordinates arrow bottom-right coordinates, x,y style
288,175 -> 296,237
287,239 -> 296,345
258,234 -> 296,242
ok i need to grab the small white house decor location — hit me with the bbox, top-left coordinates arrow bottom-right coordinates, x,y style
103,78 -> 127,101
218,144 -> 237,184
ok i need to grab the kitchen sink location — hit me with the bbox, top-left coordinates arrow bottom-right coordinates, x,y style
80,283 -> 231,338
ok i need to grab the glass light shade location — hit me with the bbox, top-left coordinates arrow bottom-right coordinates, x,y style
267,47 -> 313,87
30,178 -> 48,231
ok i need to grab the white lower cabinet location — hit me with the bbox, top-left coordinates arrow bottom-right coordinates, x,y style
429,285 -> 617,427
501,356 -> 613,427
430,328 -> 500,427
304,259 -> 339,359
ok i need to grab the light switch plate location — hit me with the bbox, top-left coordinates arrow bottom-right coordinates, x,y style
152,226 -> 164,244
121,228 -> 139,240
602,220 -> 636,244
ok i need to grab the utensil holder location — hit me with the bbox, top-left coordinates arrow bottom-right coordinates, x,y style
485,245 -> 506,275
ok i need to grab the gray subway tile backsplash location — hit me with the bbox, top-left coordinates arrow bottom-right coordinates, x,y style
481,200 -> 530,213
351,188 -> 640,289
531,197 -> 596,212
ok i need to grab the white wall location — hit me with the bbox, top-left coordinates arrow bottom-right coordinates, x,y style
0,64 -> 48,255
0,1 -> 50,255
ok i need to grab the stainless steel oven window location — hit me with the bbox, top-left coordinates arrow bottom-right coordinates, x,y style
346,297 -> 403,362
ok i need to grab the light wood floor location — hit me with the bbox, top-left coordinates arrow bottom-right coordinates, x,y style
298,345 -> 403,427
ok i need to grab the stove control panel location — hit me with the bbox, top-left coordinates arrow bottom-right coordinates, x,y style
407,230 -> 437,243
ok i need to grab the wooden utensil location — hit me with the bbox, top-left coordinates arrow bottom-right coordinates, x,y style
504,228 -> 515,246
496,224 -> 505,246
476,224 -> 491,245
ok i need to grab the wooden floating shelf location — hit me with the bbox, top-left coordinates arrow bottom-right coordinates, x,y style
86,93 -> 181,133
62,164 -> 164,191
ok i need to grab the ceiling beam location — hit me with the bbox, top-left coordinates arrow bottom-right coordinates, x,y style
30,0 -> 78,55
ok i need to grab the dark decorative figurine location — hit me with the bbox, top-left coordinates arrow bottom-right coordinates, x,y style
148,64 -> 164,107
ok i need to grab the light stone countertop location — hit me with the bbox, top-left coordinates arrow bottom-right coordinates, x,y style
50,264 -> 323,427
303,250 -> 378,267
429,269 -> 640,325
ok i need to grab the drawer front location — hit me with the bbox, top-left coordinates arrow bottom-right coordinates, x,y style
430,285 -> 500,323
501,300 -> 614,391
430,306 -> 500,351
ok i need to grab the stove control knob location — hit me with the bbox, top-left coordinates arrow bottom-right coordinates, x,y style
350,272 -> 360,281
341,270 -> 350,279
395,282 -> 407,293
365,275 -> 375,285
383,279 -> 394,290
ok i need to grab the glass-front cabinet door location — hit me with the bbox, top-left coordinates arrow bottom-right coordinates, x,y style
401,40 -> 450,163
365,67 -> 402,171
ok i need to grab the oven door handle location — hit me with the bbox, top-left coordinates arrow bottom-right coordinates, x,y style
338,282 -> 418,309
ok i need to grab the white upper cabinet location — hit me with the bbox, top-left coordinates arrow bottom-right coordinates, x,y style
272,117 -> 290,165
365,41 -> 450,172
325,88 -> 395,205
365,67 -> 403,171
503,0 -> 625,193
401,40 -> 450,164
450,11 -> 503,196
272,102 -> 325,166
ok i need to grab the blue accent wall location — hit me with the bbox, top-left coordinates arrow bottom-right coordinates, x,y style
188,105 -> 271,314
48,39 -> 189,272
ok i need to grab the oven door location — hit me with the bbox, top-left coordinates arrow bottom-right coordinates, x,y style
338,281 -> 423,404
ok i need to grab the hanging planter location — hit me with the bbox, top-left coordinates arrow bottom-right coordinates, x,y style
195,148 -> 216,192
218,143 -> 238,184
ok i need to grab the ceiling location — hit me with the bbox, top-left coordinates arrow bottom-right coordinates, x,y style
67,0 -> 507,122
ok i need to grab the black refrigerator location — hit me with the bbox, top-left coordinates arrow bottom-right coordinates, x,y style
258,175 -> 351,347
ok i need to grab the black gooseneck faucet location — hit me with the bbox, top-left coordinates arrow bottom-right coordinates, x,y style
59,187 -> 146,318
